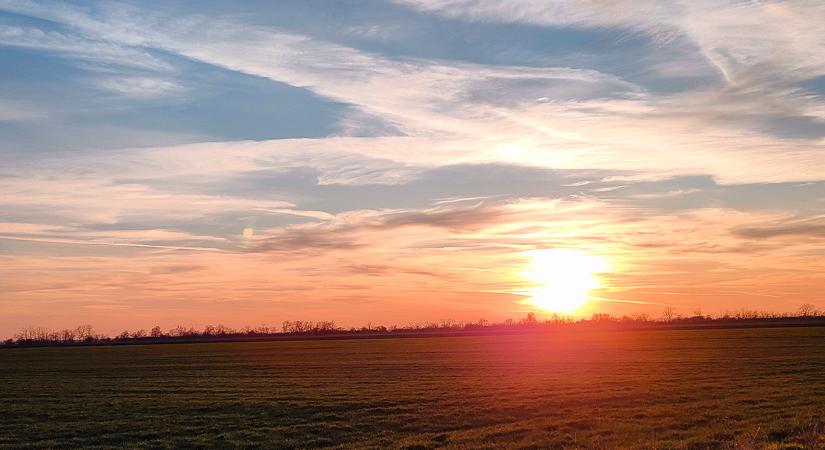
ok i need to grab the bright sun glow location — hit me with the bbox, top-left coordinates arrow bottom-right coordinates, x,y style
522,249 -> 609,314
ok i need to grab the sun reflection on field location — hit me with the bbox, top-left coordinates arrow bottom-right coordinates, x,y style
521,249 -> 610,313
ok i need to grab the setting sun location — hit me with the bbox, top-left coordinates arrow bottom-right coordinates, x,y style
521,249 -> 610,314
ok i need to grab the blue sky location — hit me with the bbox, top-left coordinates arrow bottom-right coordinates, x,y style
0,0 -> 824,334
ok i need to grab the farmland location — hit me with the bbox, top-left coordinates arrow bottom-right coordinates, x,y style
1,327 -> 824,449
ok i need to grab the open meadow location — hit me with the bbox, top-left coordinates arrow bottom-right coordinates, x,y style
2,327 -> 825,449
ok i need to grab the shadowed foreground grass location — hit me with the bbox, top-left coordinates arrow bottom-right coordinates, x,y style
1,327 -> 824,449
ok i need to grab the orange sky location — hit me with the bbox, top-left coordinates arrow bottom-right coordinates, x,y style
2,197 -> 823,336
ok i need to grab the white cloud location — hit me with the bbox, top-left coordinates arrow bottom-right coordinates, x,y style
0,24 -> 171,71
95,76 -> 184,98
2,1 -> 823,184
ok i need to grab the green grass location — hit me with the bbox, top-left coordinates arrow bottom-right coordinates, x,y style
2,327 -> 825,449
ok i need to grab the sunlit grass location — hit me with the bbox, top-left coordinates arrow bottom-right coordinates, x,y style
2,328 -> 824,448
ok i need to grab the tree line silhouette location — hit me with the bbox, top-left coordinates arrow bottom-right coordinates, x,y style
4,304 -> 823,347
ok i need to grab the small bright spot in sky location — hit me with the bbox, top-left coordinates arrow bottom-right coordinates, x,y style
242,227 -> 254,238
522,249 -> 610,314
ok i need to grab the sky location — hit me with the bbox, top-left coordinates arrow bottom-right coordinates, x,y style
1,0 -> 824,336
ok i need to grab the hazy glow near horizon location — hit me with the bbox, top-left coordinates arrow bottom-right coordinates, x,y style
522,250 -> 610,314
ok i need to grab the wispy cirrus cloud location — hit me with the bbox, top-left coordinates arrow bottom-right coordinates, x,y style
2,0 -> 824,182
734,218 -> 825,240
0,0 -> 824,334
0,24 -> 171,71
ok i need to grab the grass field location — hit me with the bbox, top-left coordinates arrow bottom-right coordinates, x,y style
2,327 -> 824,449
